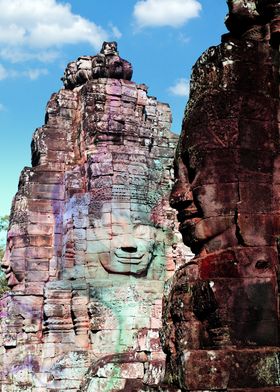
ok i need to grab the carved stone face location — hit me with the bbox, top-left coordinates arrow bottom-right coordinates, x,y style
170,146 -> 237,254
62,61 -> 77,89
225,0 -> 259,35
101,41 -> 118,56
170,155 -> 200,253
227,0 -> 258,15
77,56 -> 92,71
1,237 -> 21,287
170,40 -> 278,257
92,202 -> 156,276
76,56 -> 93,84
92,55 -> 106,77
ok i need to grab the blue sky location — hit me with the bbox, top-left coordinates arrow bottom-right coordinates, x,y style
0,0 -> 228,216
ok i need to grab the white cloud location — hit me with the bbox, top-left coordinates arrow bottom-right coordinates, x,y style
23,68 -> 49,80
133,0 -> 202,28
110,24 -> 122,39
168,78 -> 189,96
0,0 -> 112,67
0,63 -> 48,80
0,103 -> 6,111
0,64 -> 8,80
178,32 -> 190,44
0,48 -> 60,64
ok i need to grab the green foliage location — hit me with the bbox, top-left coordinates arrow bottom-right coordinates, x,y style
0,270 -> 9,296
0,215 -> 9,231
0,244 -> 9,296
0,214 -> 9,258
0,246 -> 4,260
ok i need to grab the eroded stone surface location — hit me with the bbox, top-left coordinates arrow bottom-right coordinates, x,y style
161,1 -> 280,391
0,43 -> 192,391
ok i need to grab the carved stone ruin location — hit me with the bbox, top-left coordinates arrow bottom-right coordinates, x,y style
0,43 -> 192,391
161,0 -> 280,390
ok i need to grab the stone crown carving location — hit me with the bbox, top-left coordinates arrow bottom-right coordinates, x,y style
61,41 -> 133,89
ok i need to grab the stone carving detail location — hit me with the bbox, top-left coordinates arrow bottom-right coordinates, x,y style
161,1 -> 280,391
62,41 -> 133,89
225,0 -> 280,43
0,43 -> 191,391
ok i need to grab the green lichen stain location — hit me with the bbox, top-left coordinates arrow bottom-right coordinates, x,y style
96,251 -> 168,391
84,191 -> 180,391
103,366 -> 122,392
96,289 -> 124,391
256,354 -> 280,386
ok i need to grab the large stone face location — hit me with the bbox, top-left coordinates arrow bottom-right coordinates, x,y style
0,43 -> 192,391
162,1 -> 280,391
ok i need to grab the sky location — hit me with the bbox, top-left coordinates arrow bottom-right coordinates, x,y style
0,0 -> 228,216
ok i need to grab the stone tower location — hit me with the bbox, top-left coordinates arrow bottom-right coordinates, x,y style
161,1 -> 280,390
0,42 -> 191,391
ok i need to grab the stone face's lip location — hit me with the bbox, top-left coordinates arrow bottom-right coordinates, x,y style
117,259 -> 142,264
179,220 -> 194,232
114,252 -> 145,264
114,251 -> 144,258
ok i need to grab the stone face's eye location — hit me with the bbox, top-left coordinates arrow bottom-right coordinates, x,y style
255,260 -> 270,270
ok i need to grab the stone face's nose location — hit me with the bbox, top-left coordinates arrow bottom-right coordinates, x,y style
170,156 -> 197,214
119,234 -> 137,249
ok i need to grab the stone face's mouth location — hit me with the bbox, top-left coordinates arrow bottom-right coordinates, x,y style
179,219 -> 196,234
177,207 -> 201,237
178,217 -> 204,255
114,250 -> 145,264
174,196 -> 200,220
117,258 -> 142,265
